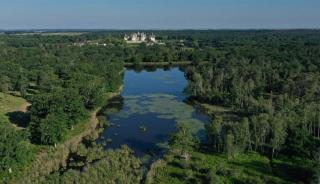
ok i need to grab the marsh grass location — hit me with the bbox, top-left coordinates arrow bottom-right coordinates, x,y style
148,151 -> 305,184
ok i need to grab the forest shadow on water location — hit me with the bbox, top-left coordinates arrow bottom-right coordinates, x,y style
58,66 -> 212,175
97,66 -> 211,158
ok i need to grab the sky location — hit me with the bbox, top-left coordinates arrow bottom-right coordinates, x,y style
0,0 -> 320,29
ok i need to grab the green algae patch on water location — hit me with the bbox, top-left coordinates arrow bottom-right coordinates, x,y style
111,93 -> 206,135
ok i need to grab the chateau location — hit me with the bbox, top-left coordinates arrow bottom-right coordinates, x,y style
124,32 -> 156,43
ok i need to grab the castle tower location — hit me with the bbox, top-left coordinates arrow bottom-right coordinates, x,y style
149,34 -> 156,42
140,32 -> 147,42
124,34 -> 129,41
131,33 -> 138,42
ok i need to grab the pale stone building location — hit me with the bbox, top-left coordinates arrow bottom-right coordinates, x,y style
124,32 -> 156,43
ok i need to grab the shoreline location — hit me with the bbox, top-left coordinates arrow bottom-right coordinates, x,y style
124,61 -> 192,66
10,86 -> 123,184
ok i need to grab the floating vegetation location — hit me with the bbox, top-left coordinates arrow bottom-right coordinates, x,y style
106,139 -> 112,143
95,68 -> 211,158
139,126 -> 147,132
109,93 -> 208,135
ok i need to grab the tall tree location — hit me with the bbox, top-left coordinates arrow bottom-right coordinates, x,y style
269,114 -> 287,164
169,123 -> 197,160
0,76 -> 11,92
205,116 -> 223,152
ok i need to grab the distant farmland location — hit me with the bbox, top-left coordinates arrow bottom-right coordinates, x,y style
14,32 -> 87,36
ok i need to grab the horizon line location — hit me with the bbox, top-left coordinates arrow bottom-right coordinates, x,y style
1,28 -> 320,32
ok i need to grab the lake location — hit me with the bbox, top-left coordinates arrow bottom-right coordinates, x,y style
97,67 -> 210,156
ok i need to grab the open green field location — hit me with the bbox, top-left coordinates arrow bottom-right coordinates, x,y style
40,32 -> 87,36
0,92 -> 28,125
15,32 -> 87,36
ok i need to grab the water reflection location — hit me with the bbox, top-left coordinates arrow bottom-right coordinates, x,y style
98,67 -> 210,157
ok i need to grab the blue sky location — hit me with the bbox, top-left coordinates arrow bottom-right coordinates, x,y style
0,0 -> 319,29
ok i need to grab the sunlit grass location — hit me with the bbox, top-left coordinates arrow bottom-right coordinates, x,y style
0,92 -> 27,124
150,151 -> 298,184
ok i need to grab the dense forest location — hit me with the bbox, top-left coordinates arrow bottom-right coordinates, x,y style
0,33 -> 124,182
181,30 -> 320,184
185,29 -> 320,163
0,30 -> 319,183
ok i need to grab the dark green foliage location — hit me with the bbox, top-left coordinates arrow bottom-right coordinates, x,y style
14,75 -> 28,97
0,36 -> 124,146
28,87 -> 90,145
69,73 -> 105,109
169,123 -> 198,160
183,30 -> 320,183
63,88 -> 88,125
38,110 -> 68,145
1,30 -> 320,183
0,32 -> 126,180
233,118 -> 251,153
0,75 -> 11,92
226,132 -> 236,159
0,125 -> 34,176
205,116 -> 223,152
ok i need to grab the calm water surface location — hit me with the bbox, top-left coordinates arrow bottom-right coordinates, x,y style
98,67 -> 210,156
